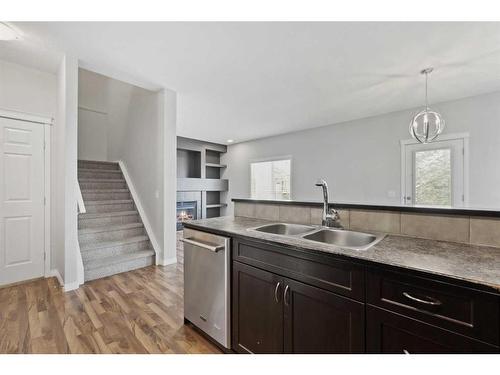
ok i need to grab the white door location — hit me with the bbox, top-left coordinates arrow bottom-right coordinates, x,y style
0,117 -> 45,285
403,138 -> 465,207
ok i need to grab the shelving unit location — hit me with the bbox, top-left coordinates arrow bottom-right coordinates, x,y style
177,137 -> 228,221
205,163 -> 227,168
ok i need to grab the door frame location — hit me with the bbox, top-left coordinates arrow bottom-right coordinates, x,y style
400,132 -> 469,206
0,109 -> 53,280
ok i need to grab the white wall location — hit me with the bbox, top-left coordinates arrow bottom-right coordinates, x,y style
161,89 -> 177,265
0,59 -> 68,283
0,59 -> 57,117
78,68 -> 134,161
62,55 -> 80,290
53,59 -> 66,280
120,86 -> 164,252
223,91 -> 500,213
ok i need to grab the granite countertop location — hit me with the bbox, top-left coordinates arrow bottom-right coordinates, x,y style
183,216 -> 500,292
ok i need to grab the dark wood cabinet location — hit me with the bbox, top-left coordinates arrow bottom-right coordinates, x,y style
232,261 -> 284,353
366,268 -> 499,345
283,277 -> 365,353
232,260 -> 365,353
232,238 -> 365,301
227,235 -> 500,354
366,305 -> 498,354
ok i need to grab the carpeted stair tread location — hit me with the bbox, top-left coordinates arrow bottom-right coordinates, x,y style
81,189 -> 129,193
78,168 -> 122,174
84,250 -> 155,270
84,199 -> 133,205
79,210 -> 138,219
78,222 -> 143,235
78,178 -> 126,183
78,159 -> 155,282
80,235 -> 149,251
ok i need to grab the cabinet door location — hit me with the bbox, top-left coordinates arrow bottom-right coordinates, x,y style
366,306 -> 498,354
283,278 -> 365,353
232,261 -> 284,353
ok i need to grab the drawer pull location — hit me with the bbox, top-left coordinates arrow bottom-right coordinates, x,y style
284,285 -> 290,306
274,282 -> 281,303
403,292 -> 442,306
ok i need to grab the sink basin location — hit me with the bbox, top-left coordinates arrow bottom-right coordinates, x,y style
252,223 -> 316,236
302,229 -> 385,250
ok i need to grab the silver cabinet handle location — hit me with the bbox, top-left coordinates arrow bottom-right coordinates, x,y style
274,282 -> 281,303
180,237 -> 224,252
284,285 -> 290,306
403,292 -> 442,306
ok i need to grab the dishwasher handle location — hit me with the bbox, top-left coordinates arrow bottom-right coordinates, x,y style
181,237 -> 225,252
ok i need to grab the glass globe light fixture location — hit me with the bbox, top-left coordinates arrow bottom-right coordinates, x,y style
409,68 -> 445,144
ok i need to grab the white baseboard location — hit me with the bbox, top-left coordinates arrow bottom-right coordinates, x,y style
48,269 -> 80,292
63,281 -> 80,292
117,160 -> 162,259
47,269 -> 64,287
158,256 -> 177,266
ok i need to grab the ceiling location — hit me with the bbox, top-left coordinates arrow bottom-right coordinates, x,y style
2,22 -> 500,144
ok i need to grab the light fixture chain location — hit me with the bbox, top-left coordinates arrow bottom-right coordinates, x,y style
425,70 -> 428,110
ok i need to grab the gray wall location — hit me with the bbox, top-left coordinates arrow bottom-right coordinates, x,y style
222,91 -> 500,215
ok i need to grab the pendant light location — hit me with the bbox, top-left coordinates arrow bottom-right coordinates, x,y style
409,67 -> 445,143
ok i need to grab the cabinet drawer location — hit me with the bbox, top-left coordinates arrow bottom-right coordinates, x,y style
366,306 -> 498,353
367,268 -> 499,345
233,238 -> 365,301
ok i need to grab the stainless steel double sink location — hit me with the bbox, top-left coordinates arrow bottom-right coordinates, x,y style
249,222 -> 385,251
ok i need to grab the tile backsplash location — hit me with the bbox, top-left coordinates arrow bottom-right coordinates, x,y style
233,201 -> 500,247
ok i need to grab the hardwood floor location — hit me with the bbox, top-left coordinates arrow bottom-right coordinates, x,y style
0,236 -> 221,354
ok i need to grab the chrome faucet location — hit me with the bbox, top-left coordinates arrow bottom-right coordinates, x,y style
315,179 -> 343,229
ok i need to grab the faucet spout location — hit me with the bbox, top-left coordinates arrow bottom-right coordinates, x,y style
314,178 -> 343,229
315,179 -> 329,222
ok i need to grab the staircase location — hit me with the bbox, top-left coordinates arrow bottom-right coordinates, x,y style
78,160 -> 155,282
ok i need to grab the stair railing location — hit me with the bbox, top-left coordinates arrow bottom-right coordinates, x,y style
76,178 -> 86,286
76,179 -> 86,213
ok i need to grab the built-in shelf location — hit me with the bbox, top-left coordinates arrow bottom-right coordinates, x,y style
177,136 -> 228,221
205,163 -> 227,168
206,203 -> 228,209
177,178 -> 228,192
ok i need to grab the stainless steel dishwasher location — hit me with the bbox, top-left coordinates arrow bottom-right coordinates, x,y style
182,227 -> 231,349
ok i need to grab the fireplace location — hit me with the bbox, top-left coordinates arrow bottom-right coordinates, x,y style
176,201 -> 198,230
176,191 -> 202,231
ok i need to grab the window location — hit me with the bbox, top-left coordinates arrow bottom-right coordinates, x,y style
251,159 -> 291,200
402,135 -> 467,207
414,148 -> 452,205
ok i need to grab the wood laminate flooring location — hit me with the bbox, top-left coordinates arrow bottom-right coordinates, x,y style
0,235 -> 221,354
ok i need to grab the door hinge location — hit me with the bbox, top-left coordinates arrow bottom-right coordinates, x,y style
44,197 -> 46,205
44,252 -> 46,261
44,141 -> 46,150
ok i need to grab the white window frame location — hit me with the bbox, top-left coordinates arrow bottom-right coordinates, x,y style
400,133 -> 469,207
249,155 -> 293,200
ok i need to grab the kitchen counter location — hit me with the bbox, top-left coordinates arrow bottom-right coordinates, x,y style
183,216 -> 500,292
